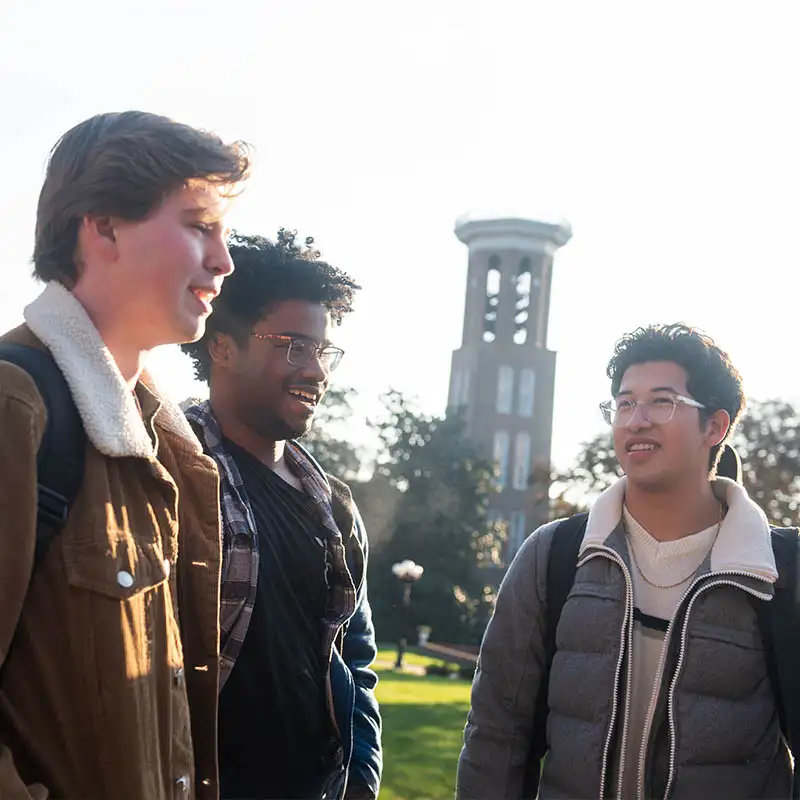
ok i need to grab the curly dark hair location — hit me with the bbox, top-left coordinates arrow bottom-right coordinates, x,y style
607,323 -> 746,472
182,229 -> 360,382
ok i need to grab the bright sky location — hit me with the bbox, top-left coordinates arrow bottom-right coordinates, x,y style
2,1 -> 798,467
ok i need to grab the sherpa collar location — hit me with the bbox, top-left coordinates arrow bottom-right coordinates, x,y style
580,476 -> 778,583
24,282 -> 202,459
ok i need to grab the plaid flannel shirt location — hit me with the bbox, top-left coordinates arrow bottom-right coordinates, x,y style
185,401 -> 356,690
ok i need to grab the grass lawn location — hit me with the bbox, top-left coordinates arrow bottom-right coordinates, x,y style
374,658 -> 471,800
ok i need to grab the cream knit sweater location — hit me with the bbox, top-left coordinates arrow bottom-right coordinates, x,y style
621,507 -> 719,799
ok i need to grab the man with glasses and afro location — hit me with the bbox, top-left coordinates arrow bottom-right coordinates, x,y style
457,323 -> 800,800
182,230 -> 381,800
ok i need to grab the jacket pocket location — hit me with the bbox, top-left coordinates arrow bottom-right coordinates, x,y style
59,527 -> 177,783
62,529 -> 169,599
60,528 -> 173,686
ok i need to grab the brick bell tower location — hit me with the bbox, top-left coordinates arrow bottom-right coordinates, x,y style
447,214 -> 572,560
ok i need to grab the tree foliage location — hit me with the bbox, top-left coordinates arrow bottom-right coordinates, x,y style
733,399 -> 800,526
367,390 -> 505,644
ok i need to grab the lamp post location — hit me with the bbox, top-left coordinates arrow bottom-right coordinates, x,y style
391,559 -> 424,670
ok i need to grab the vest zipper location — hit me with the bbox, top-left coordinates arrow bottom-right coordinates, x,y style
660,574 -> 770,799
579,548 -> 635,800
635,576 -> 700,800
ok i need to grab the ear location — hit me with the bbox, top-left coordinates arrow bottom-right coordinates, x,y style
705,408 -> 731,447
207,332 -> 237,369
78,215 -> 119,261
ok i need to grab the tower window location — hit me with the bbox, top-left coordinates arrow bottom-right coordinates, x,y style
450,369 -> 462,409
512,432 -> 531,490
459,367 -> 471,406
496,365 -> 514,414
484,256 -> 501,342
493,430 -> 510,491
450,367 -> 471,408
518,368 -> 536,417
515,257 -> 531,345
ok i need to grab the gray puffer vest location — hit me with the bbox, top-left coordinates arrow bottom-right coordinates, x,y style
457,517 -> 792,800
544,522 -> 791,799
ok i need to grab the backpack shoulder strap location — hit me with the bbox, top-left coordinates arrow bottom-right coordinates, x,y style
544,513 -> 589,659
0,343 -> 86,567
765,528 -> 800,798
757,525 -> 800,797
525,512 -> 588,784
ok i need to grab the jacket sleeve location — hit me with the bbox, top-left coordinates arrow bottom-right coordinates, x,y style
341,509 -> 382,800
0,365 -> 50,799
456,522 -> 557,800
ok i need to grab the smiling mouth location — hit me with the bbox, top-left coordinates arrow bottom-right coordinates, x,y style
627,443 -> 659,453
288,389 -> 319,407
190,287 -> 217,311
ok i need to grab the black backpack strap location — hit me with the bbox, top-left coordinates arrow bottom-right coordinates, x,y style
524,513 -> 588,790
754,526 -> 800,798
544,513 -> 589,660
0,343 -> 86,568
715,443 -> 743,482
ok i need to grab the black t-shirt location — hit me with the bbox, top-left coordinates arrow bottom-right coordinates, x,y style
217,439 -> 336,800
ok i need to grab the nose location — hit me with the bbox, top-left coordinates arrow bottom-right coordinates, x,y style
206,232 -> 235,277
626,403 -> 653,430
301,353 -> 328,384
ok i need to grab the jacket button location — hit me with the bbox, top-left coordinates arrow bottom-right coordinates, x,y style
175,775 -> 190,793
117,570 -> 134,588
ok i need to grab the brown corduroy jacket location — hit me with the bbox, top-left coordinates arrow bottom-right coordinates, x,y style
0,283 -> 223,800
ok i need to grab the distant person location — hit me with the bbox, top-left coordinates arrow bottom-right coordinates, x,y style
457,323 -> 800,799
0,111 -> 250,799
182,231 -> 381,800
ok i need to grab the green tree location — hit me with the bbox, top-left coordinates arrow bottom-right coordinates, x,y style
734,399 -> 800,526
368,390 -> 504,645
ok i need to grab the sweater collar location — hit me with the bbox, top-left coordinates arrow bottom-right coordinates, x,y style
580,476 -> 777,583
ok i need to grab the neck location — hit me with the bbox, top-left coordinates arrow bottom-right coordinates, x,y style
624,477 -> 721,542
209,392 -> 285,468
71,284 -> 146,389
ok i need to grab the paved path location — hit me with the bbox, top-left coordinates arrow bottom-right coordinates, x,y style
372,658 -> 426,676
419,642 -> 478,665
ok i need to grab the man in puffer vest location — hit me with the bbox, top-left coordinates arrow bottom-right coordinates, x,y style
457,323 -> 795,799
